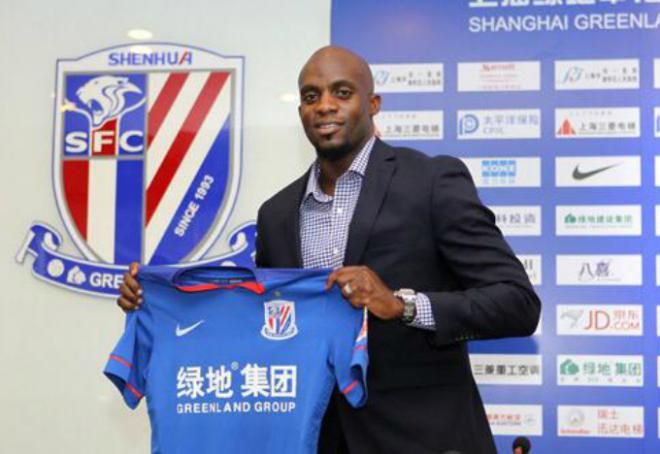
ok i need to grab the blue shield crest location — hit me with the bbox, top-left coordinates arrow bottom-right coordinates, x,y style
53,44 -> 244,265
261,300 -> 299,341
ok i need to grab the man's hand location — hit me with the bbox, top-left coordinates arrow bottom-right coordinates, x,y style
117,262 -> 142,312
326,266 -> 404,320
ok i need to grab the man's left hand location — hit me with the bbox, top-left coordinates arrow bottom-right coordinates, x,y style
326,266 -> 404,320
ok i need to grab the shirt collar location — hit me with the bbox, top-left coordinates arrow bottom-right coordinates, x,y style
303,136 -> 376,201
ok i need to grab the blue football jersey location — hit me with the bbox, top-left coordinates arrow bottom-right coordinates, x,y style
104,266 -> 368,454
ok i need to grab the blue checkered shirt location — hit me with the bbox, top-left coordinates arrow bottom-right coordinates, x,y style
299,137 -> 435,330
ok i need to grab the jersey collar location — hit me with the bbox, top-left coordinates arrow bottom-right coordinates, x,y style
171,266 -> 265,294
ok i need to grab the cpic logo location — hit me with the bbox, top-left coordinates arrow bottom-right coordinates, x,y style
556,305 -> 643,336
457,109 -> 540,140
458,114 -> 480,136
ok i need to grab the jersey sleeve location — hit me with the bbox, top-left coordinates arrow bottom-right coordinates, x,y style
103,308 -> 152,409
327,290 -> 369,408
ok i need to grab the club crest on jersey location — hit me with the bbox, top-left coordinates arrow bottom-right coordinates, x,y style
16,44 -> 255,298
261,300 -> 298,341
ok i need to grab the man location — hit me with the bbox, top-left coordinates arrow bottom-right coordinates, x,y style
119,46 -> 541,453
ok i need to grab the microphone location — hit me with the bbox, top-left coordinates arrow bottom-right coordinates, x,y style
512,436 -> 531,454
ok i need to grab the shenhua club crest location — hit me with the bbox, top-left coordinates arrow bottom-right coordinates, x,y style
16,43 -> 257,298
261,300 -> 299,341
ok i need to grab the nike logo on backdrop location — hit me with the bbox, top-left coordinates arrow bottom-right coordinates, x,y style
572,163 -> 619,180
176,320 -> 205,337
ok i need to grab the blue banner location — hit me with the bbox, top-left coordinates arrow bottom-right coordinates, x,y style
16,222 -> 257,298
333,0 -> 660,452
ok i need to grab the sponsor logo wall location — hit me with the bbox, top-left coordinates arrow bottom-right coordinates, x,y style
334,0 -> 660,451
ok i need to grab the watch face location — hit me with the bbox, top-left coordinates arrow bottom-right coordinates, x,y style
395,289 -> 416,323
402,300 -> 416,323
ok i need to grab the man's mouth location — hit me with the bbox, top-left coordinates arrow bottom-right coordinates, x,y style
315,122 -> 343,134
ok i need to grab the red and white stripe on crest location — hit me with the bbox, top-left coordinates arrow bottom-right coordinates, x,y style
63,159 -> 118,263
144,71 -> 231,263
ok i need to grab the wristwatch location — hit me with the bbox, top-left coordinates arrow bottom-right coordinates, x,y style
394,288 -> 417,324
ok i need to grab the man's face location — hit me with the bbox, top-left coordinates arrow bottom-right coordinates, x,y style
298,52 -> 380,160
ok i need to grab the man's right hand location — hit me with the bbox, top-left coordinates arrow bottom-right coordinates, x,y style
117,262 -> 142,312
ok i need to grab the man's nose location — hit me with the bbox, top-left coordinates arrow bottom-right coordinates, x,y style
315,91 -> 338,113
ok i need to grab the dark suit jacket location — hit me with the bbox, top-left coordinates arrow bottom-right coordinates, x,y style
256,139 -> 541,454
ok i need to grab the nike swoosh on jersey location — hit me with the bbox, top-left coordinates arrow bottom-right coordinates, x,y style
175,320 -> 205,337
572,163 -> 619,180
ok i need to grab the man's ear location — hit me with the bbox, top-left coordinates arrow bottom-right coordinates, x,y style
369,94 -> 381,116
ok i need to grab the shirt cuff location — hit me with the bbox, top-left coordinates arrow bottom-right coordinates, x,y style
407,292 -> 436,331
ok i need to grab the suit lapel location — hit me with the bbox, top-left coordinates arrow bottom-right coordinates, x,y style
344,139 -> 396,266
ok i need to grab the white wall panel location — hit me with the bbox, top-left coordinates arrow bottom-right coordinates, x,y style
0,0 -> 330,451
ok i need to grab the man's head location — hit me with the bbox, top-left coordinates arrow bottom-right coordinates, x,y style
298,46 -> 381,161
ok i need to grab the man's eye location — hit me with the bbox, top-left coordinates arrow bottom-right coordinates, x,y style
336,89 -> 352,98
302,93 -> 318,104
